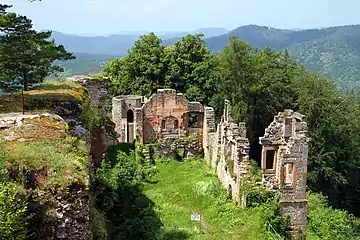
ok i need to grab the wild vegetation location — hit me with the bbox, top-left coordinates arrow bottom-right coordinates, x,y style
102,32 -> 360,232
1,1 -> 360,239
0,78 -> 92,239
90,145 -> 360,239
48,24 -> 360,91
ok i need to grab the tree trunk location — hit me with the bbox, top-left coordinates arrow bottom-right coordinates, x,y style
23,77 -> 28,91
22,73 -> 28,114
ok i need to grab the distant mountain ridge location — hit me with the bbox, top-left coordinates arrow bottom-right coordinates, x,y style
52,25 -> 360,90
51,27 -> 229,56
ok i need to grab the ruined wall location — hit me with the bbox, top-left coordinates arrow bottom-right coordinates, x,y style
112,95 -> 143,142
112,89 -> 204,144
203,100 -> 250,203
141,89 -> 204,143
259,110 -> 310,239
157,136 -> 203,159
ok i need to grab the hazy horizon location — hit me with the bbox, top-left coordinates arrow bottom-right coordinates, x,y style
5,0 -> 360,36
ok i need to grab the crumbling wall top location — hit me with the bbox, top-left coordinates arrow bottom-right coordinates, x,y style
259,110 -> 308,146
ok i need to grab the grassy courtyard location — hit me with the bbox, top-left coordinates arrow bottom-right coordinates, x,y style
143,158 -> 272,240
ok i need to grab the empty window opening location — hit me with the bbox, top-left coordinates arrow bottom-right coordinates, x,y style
127,109 -> 134,123
282,163 -> 295,188
188,112 -> 199,128
161,116 -> 179,134
265,150 -> 276,169
174,119 -> 179,129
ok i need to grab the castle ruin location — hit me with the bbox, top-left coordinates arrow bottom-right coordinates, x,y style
112,89 -> 309,239
112,89 -> 204,144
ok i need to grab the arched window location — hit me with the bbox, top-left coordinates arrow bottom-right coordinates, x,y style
127,109 -> 134,123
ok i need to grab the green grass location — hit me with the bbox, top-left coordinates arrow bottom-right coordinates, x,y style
143,158 -> 271,240
0,137 -> 89,189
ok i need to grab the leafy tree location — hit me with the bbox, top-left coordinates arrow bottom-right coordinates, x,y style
0,4 -> 74,91
103,33 -> 167,97
216,37 -> 297,159
291,72 -> 360,215
103,33 -> 216,105
307,192 -> 360,239
164,34 -> 217,104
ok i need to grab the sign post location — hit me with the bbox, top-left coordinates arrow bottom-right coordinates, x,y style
190,213 -> 201,233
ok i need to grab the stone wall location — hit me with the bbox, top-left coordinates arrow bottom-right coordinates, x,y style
203,103 -> 310,238
157,136 -> 203,159
112,89 -> 204,144
203,100 -> 251,203
259,109 -> 310,239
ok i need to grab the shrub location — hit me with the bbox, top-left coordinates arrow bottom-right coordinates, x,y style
245,186 -> 276,208
91,150 -> 161,239
307,192 -> 360,240
194,179 -> 222,198
0,182 -> 27,240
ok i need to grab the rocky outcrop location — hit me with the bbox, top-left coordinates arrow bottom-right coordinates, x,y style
0,75 -> 116,240
0,113 -> 67,142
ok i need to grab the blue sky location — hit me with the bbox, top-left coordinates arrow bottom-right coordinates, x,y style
4,0 -> 360,35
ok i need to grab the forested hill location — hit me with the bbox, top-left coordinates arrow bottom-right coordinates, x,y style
53,25 -> 360,90
206,25 -> 360,90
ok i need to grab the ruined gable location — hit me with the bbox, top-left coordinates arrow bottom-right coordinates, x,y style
112,89 -> 204,144
259,109 -> 310,239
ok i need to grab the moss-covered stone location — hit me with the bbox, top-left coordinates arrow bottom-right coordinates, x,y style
0,81 -> 88,113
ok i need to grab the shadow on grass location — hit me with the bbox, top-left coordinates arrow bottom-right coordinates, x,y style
144,179 -> 160,185
103,142 -> 135,167
159,229 -> 190,240
92,178 -> 190,240
91,142 -> 189,240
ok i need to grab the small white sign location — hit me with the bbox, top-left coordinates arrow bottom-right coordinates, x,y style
191,214 -> 201,221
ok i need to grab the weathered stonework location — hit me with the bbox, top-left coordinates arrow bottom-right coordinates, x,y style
112,89 -> 310,238
157,136 -> 203,159
112,89 -> 204,144
259,110 -> 310,239
203,100 -> 251,203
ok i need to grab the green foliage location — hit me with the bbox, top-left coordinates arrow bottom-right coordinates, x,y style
307,192 -> 360,240
0,137 -> 88,189
245,186 -> 277,208
91,149 -> 161,239
193,179 -> 222,198
0,182 -> 27,240
103,33 -> 216,106
262,201 -> 292,240
248,159 -> 262,183
81,98 -> 102,133
0,4 -> 75,91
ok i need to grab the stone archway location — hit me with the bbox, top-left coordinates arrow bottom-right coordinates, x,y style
127,109 -> 134,123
